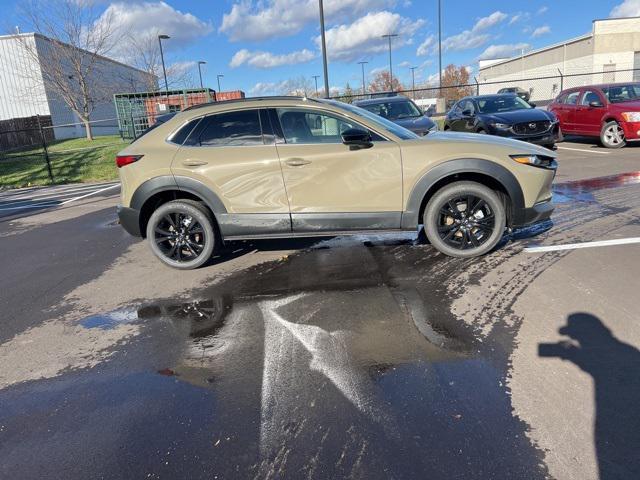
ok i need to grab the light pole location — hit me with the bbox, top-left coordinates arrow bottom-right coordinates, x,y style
318,0 -> 330,98
438,0 -> 442,89
158,34 -> 170,96
410,66 -> 418,98
197,61 -> 206,89
357,61 -> 368,95
312,75 -> 320,96
381,33 -> 398,92
216,74 -> 224,93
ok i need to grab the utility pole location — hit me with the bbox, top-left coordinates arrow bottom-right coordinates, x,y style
197,61 -> 206,89
318,0 -> 330,98
357,61 -> 368,95
158,34 -> 170,96
438,0 -> 442,89
410,66 -> 418,98
382,33 -> 398,92
312,75 -> 320,97
217,74 -> 224,93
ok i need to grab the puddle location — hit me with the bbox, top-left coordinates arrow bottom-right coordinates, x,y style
553,171 -> 640,203
79,309 -> 138,330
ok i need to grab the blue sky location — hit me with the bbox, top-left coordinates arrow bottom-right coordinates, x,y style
2,0 -> 639,94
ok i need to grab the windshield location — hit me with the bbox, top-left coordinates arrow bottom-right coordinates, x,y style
602,84 -> 640,103
359,99 -> 422,120
477,95 -> 532,114
320,99 -> 419,140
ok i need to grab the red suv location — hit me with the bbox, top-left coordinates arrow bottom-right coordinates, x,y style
548,82 -> 640,148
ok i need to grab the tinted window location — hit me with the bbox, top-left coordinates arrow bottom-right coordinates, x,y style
564,92 -> 580,105
169,118 -> 201,145
477,96 -> 531,113
197,110 -> 263,147
602,84 -> 640,103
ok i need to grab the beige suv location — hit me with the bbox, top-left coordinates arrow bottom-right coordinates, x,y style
116,97 -> 556,269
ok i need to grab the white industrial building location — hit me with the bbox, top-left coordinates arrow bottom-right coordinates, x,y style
0,33 -> 154,139
478,17 -> 640,103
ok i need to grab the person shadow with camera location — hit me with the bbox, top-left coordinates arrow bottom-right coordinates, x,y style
539,313 -> 640,479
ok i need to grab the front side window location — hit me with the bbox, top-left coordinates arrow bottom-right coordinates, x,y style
195,109 -> 263,147
581,90 -> 602,106
276,109 -> 361,144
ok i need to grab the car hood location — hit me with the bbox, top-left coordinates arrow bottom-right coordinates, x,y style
610,100 -> 640,111
481,109 -> 553,123
393,115 -> 436,131
418,131 -> 556,157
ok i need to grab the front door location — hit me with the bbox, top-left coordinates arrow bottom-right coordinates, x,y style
575,89 -> 606,135
270,107 -> 403,233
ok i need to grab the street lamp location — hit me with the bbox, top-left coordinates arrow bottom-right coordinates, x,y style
216,74 -> 224,93
312,75 -> 320,97
438,0 -> 443,89
409,66 -> 418,98
381,33 -> 398,92
158,34 -> 170,96
197,61 -> 206,89
357,61 -> 368,96
318,0 -> 330,98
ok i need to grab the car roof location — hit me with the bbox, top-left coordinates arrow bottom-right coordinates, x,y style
558,81 -> 640,94
353,95 -> 412,106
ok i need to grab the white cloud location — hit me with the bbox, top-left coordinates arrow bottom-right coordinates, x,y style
220,0 -> 395,42
416,34 -> 435,56
230,48 -> 315,68
610,0 -> 640,17
531,25 -> 551,37
537,6 -> 548,15
477,43 -> 531,60
509,12 -> 531,25
249,81 -> 282,95
398,60 -> 412,68
440,10 -> 507,53
316,11 -> 425,62
100,1 -> 212,60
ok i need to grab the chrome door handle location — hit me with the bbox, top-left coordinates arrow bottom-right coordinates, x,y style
285,158 -> 311,167
181,159 -> 208,167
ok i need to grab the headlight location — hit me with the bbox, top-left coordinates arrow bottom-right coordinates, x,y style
491,123 -> 510,130
510,154 -> 556,169
621,112 -> 640,122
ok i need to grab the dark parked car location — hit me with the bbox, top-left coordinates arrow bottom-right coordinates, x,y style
497,87 -> 531,103
354,96 -> 438,136
444,94 -> 559,149
548,82 -> 640,148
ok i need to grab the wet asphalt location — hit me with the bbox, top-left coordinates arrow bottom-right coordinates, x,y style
1,149 -> 640,479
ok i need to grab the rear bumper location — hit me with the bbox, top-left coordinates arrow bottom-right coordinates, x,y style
117,204 -> 142,237
512,199 -> 554,228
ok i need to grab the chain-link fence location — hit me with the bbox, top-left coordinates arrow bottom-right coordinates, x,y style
330,67 -> 640,115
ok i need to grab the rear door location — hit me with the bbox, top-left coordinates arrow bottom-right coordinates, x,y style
575,89 -> 606,135
270,107 -> 403,233
561,90 -> 581,132
171,108 -> 291,236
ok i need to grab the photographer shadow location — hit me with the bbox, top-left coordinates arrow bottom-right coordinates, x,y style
539,313 -> 640,479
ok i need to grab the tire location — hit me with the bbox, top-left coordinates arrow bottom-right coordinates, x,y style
146,200 -> 217,270
600,121 -> 626,148
423,181 -> 506,258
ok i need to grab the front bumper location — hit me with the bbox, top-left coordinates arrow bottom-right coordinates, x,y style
117,204 -> 142,237
512,199 -> 554,228
491,124 -> 559,148
620,121 -> 640,141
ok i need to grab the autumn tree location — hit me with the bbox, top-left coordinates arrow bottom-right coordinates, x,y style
368,71 -> 404,94
340,83 -> 356,104
440,64 -> 474,104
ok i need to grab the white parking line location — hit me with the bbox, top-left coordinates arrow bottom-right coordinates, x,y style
557,146 -> 610,155
525,237 -> 640,253
0,183 -> 119,211
59,183 -> 119,205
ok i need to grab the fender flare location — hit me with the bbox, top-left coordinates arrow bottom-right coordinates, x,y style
130,175 -> 227,214
401,158 -> 525,229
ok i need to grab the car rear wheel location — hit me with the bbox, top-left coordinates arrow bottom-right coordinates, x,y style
423,182 -> 506,258
600,121 -> 626,148
147,200 -> 217,270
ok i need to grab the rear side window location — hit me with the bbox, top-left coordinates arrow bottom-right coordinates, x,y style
168,118 -> 201,145
193,110 -> 263,147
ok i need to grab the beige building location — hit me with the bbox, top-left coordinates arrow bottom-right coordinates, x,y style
478,17 -> 640,103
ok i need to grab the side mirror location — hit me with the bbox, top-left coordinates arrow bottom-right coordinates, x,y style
461,109 -> 473,117
341,128 -> 373,150
589,101 -> 603,108
528,102 -> 537,108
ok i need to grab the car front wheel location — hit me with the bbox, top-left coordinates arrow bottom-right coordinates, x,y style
600,121 -> 626,148
423,182 -> 506,258
146,200 -> 217,270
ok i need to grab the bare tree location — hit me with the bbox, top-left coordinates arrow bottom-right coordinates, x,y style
368,70 -> 404,94
12,0 -> 127,140
278,76 -> 318,97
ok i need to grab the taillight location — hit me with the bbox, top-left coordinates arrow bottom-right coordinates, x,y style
116,154 -> 143,168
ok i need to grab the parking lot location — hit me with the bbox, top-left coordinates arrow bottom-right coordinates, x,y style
0,140 -> 639,479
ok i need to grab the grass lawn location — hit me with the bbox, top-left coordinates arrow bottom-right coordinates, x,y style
0,135 -> 128,189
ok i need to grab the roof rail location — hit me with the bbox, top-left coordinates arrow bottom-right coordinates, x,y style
182,95 -> 322,112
